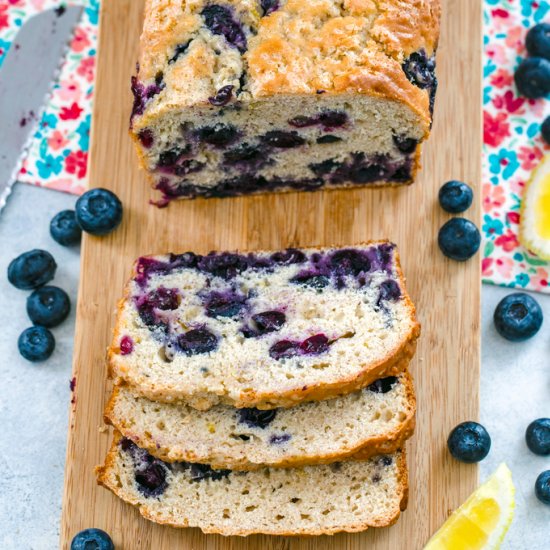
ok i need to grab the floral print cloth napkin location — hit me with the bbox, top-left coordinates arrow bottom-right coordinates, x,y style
1,0 -> 550,293
483,0 -> 550,293
0,0 -> 98,195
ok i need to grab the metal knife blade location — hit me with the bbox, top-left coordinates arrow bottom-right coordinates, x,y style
0,6 -> 84,212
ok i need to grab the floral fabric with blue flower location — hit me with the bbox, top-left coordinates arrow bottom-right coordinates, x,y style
482,0 -> 549,293
0,0 -> 99,195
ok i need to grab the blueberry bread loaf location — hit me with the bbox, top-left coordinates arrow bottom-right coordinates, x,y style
97,433 -> 408,536
109,243 -> 420,409
131,0 -> 441,201
106,371 -> 415,470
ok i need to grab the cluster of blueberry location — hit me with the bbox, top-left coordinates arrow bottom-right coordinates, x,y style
513,23 -> 550,145
447,289 -> 548,505
447,417 -> 550,506
514,23 -> 550,101
7,189 -> 122,362
437,180 -> 481,261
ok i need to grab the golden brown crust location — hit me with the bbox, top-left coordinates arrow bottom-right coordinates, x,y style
107,241 -> 421,410
134,0 -> 440,132
96,431 -> 409,536
104,370 -> 416,470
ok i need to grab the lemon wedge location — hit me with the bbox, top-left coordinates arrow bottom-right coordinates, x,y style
424,463 -> 515,550
520,153 -> 550,260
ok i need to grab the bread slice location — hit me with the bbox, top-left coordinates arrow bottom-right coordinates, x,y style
108,242 -> 420,409
106,371 -> 415,470
97,432 -> 408,536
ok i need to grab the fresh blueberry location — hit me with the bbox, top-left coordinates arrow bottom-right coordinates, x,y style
50,210 -> 82,246
71,528 -> 114,550
447,421 -> 491,463
8,249 -> 57,290
514,57 -> 550,99
493,293 -> 543,342
438,180 -> 474,213
526,418 -> 550,456
269,340 -> 300,360
367,377 -> 398,393
238,407 -> 277,428
201,5 -> 247,52
27,286 -> 71,328
541,116 -> 550,145
526,23 -> 550,60
75,188 -> 123,236
300,334 -> 329,355
177,328 -> 218,355
438,218 -> 481,261
261,131 -> 305,148
535,470 -> 550,505
18,326 -> 55,362
252,311 -> 286,333
197,123 -> 239,147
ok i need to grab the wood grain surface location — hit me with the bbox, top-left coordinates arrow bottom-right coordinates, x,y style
60,0 -> 482,547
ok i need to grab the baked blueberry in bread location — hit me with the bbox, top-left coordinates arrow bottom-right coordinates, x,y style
106,370 -> 415,469
108,242 -> 420,409
97,432 -> 409,536
131,0 -> 441,202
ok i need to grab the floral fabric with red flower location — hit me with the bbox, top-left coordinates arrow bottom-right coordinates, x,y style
0,0 -> 98,195
483,0 -> 550,294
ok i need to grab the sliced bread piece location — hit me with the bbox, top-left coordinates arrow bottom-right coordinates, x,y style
97,433 -> 408,536
106,371 -> 415,470
109,242 -> 420,409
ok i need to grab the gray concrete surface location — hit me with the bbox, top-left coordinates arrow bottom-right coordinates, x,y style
0,183 -> 548,549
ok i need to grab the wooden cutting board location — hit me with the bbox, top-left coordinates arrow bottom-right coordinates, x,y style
60,0 -> 482,547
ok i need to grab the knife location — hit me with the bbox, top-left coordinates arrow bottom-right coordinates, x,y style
0,6 -> 84,212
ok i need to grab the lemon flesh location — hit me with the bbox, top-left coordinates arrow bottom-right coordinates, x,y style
520,153 -> 550,260
424,463 -> 515,550
535,172 -> 550,240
